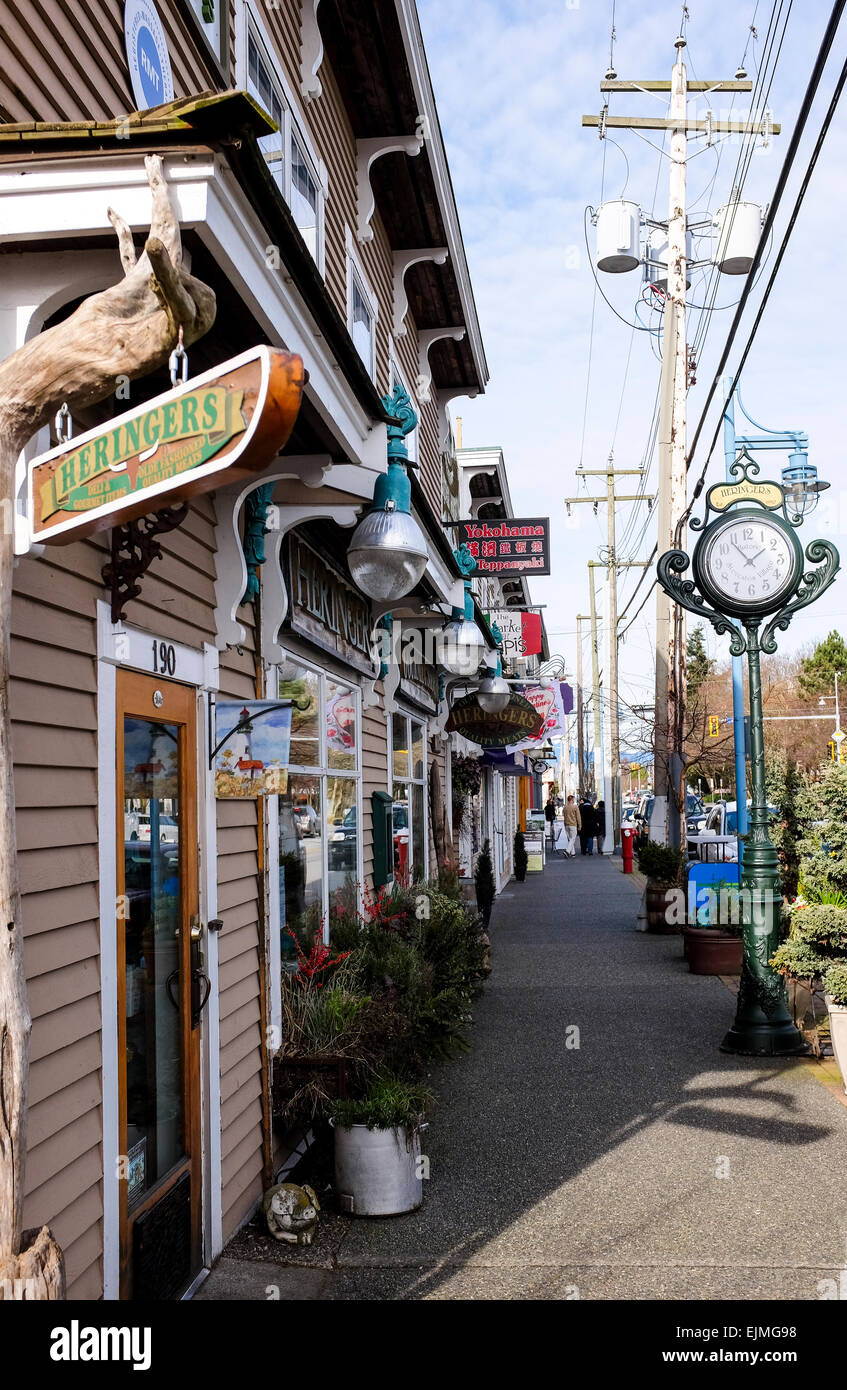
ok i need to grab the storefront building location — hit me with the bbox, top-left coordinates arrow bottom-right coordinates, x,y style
1,1 -> 488,1298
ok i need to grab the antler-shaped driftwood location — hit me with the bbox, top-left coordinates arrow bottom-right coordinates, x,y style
0,155 -> 216,1300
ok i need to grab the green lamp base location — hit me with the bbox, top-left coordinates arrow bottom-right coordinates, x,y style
720,976 -> 809,1056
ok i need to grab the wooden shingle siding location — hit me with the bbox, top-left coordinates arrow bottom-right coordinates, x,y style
0,0 -> 216,124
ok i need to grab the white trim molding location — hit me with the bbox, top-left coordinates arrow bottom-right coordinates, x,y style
356,136 -> 423,242
392,246 -> 448,338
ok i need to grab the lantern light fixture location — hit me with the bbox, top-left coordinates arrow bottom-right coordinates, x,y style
346,386 -> 429,601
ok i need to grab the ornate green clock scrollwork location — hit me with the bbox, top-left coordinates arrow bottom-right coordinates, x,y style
656,465 -> 841,1057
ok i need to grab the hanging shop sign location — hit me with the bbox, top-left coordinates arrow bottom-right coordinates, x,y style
486,609 -> 543,658
286,532 -> 377,677
27,345 -> 305,545
509,682 -> 567,752
214,701 -> 292,799
455,517 -> 551,577
446,693 -> 543,747
124,0 -> 174,111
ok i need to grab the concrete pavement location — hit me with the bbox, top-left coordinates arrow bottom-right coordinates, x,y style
198,854 -> 847,1301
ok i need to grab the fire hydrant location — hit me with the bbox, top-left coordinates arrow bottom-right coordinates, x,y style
621,827 -> 634,874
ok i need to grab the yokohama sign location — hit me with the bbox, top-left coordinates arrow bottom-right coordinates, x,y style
455,517 -> 550,576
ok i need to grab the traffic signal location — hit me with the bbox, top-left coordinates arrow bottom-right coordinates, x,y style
708,715 -> 720,738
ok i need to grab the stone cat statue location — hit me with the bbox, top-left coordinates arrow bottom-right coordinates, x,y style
262,1182 -> 320,1246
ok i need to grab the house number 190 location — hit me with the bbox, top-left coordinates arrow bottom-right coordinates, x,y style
151,640 -> 176,676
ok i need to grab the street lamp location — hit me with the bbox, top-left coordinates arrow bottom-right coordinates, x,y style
347,386 -> 428,601
781,451 -> 830,523
437,545 -> 486,677
476,664 -> 511,714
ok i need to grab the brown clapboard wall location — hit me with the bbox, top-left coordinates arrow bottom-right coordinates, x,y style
11,492 -> 266,1293
0,0 -> 216,122
361,689 -> 389,889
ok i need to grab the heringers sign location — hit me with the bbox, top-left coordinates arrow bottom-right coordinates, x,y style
27,346 -> 305,544
446,693 -> 544,747
286,532 -> 376,677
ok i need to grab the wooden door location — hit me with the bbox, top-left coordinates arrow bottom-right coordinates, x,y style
116,670 -> 204,1300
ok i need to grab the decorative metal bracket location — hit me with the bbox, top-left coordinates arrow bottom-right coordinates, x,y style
656,550 -> 747,654
760,538 -> 840,652
102,505 -> 189,623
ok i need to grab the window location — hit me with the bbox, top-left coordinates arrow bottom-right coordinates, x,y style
276,658 -> 361,951
351,272 -> 375,373
243,15 -> 326,270
390,711 -> 427,882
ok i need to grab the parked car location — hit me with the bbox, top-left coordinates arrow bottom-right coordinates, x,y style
328,806 -> 357,870
687,800 -> 777,862
126,812 -> 178,844
635,793 -> 705,850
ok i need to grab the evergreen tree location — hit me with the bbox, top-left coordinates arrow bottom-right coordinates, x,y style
686,625 -> 714,702
798,630 -> 847,699
475,839 -> 496,925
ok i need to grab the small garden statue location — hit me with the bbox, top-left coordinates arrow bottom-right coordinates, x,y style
262,1182 -> 321,1246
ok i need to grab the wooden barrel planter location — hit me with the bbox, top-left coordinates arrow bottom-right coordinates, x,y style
646,881 -> 679,933
271,1054 -> 349,1119
683,928 -> 743,975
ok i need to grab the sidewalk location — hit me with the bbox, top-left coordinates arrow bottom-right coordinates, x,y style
197,855 -> 847,1301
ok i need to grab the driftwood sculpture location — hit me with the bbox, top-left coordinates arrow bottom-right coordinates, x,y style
0,155 -> 216,1299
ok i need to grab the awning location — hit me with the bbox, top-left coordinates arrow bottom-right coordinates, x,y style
479,750 -> 530,777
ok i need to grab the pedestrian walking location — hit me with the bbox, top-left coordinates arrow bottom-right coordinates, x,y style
544,794 -> 556,844
578,795 -> 595,856
595,799 -> 606,855
562,795 -> 581,857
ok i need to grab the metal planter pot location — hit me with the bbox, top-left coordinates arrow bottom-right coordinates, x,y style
332,1121 -> 424,1216
683,928 -> 743,975
825,997 -> 847,1096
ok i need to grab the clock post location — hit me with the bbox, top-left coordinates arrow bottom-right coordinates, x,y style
657,454 -> 840,1055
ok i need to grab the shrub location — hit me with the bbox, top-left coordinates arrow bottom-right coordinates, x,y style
823,961 -> 847,1006
514,830 -> 528,882
475,840 -> 496,925
637,839 -> 685,885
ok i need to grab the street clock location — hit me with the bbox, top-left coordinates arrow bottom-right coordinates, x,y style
694,509 -> 804,616
656,451 -> 840,1060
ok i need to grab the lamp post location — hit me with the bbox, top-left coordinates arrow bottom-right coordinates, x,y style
820,673 -> 844,762
347,385 -> 429,601
657,454 -> 840,1055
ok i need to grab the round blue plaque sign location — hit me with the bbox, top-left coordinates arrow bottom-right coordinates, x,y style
124,0 -> 174,112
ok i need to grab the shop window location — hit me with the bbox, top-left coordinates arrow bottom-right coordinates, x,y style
277,657 -> 360,952
390,711 -> 427,882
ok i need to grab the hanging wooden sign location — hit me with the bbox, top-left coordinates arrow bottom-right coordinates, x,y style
27,345 -> 305,545
445,693 -> 544,747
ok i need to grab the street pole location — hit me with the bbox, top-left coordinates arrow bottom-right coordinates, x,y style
722,377 -> 749,856
576,615 -> 588,794
588,564 -> 602,802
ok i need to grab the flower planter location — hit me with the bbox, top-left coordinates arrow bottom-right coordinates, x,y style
646,881 -> 679,933
272,1054 -> 348,1118
332,1120 -> 424,1216
683,928 -> 743,975
825,997 -> 847,1096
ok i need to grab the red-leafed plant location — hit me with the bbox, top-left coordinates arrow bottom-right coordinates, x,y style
286,927 -> 351,989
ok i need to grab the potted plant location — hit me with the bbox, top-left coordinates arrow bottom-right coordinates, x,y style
475,839 -> 496,926
513,830 -> 528,882
331,1074 -> 432,1215
683,879 -> 744,975
770,900 -> 847,1083
637,840 -> 685,933
823,961 -> 847,1096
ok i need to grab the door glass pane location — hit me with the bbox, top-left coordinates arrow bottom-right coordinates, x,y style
327,681 -> 357,771
280,665 -> 320,767
123,718 -> 184,1204
392,713 -> 409,779
392,781 -> 409,882
280,774 -> 323,953
412,781 -> 425,881
411,721 -> 424,779
327,777 -> 358,899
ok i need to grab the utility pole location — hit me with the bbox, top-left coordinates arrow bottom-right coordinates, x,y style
576,615 -> 589,794
583,43 -> 775,847
587,564 -> 602,804
566,457 -> 653,848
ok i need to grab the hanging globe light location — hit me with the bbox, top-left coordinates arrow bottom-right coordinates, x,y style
437,614 -> 486,677
477,668 -> 511,713
347,386 -> 428,600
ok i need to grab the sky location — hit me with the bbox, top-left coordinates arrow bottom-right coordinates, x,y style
417,0 -> 847,746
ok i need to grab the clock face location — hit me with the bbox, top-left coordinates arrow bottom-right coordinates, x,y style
700,513 -> 800,611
